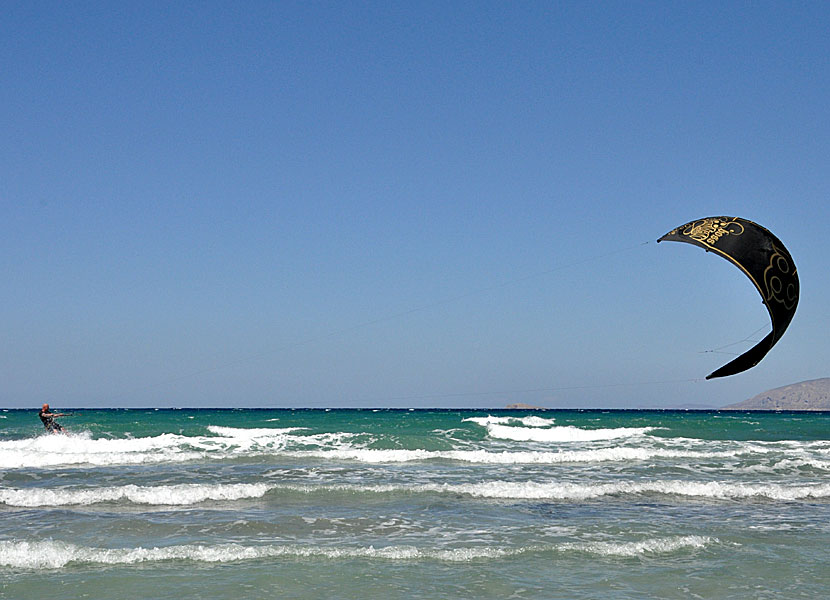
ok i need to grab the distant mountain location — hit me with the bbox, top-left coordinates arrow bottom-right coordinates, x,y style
724,378 -> 830,411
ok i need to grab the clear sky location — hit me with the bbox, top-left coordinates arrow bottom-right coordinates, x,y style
2,2 -> 828,409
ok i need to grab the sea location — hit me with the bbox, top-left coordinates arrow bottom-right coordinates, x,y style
1,408 -> 829,599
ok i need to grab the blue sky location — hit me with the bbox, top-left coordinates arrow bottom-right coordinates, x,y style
2,2 -> 828,408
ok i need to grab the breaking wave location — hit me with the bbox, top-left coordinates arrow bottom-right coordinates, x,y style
0,535 -> 716,569
282,480 -> 830,502
2,423 -> 826,472
4,479 -> 829,508
410,479 -> 830,501
464,415 -> 557,428
288,446 -> 742,464
0,483 -> 272,507
0,427 -> 360,469
464,415 -> 655,442
559,535 -> 713,557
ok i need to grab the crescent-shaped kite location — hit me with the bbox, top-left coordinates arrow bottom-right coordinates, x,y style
658,217 -> 799,379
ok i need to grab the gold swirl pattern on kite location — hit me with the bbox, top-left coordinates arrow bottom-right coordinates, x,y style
681,217 -> 745,248
763,244 -> 798,310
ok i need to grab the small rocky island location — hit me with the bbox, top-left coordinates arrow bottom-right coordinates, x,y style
724,378 -> 830,411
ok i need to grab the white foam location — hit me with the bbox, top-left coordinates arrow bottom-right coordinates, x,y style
0,426 -> 362,470
296,448 -> 435,463
206,478 -> 830,504
642,480 -> 830,501
0,540 -> 523,569
207,426 -> 306,438
519,416 -> 556,427
485,424 -> 655,442
291,446 -> 738,465
560,536 -> 713,557
0,483 -> 273,507
0,433 -> 205,469
273,480 -> 830,502
2,424 -> 821,471
464,415 -> 556,428
464,414 -> 657,442
0,435 -> 745,470
208,427 -> 360,452
0,535 -> 717,569
464,416 -> 513,427
203,426 -> 310,453
410,479 -> 830,501
462,415 -> 554,427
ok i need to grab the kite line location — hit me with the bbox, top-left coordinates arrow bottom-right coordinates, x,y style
108,240 -> 653,403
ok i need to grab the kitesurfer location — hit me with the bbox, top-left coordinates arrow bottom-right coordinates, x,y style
38,403 -> 69,433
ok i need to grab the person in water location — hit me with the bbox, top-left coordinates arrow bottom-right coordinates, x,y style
39,404 -> 69,433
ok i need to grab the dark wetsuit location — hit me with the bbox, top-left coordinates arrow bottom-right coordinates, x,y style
39,409 -> 63,433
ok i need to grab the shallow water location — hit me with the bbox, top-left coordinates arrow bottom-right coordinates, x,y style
2,409 -> 829,599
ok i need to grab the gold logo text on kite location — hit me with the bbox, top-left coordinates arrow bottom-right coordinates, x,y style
682,217 -> 745,248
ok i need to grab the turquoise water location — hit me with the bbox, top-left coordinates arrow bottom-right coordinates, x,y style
1,408 -> 829,599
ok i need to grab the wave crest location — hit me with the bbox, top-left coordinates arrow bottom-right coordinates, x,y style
0,483 -> 272,507
0,536 -> 714,569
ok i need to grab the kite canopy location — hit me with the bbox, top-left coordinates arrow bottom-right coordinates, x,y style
658,216 -> 799,379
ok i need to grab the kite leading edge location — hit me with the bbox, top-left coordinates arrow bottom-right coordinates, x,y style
657,216 -> 799,379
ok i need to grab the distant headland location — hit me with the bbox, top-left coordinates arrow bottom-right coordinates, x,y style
724,378 -> 830,411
